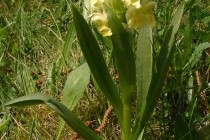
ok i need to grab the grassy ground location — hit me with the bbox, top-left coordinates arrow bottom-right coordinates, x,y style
0,0 -> 210,139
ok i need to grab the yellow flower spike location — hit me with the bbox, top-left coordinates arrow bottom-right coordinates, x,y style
125,1 -> 156,30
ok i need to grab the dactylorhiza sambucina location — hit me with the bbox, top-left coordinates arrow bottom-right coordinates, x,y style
89,0 -> 156,36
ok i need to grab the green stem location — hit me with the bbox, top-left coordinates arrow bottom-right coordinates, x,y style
122,99 -> 132,140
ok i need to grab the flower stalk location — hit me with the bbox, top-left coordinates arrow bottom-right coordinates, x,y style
122,98 -> 132,139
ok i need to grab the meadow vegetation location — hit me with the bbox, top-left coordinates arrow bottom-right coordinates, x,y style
0,0 -> 210,139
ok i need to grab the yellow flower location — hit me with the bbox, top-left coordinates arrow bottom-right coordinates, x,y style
125,1 -> 156,30
90,12 -> 112,36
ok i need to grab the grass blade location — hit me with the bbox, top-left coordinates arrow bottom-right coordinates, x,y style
57,24 -> 76,72
184,42 -> 210,68
0,118 -> 10,132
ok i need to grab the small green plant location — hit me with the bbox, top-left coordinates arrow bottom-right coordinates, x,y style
5,0 -> 209,139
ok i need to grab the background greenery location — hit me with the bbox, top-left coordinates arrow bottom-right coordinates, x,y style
0,0 -> 210,139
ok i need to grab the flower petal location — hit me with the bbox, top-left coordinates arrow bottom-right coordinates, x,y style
90,13 -> 108,27
125,1 -> 156,30
90,12 -> 112,36
98,25 -> 112,36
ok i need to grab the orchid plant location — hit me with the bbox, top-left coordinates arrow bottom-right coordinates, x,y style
5,0 -> 185,139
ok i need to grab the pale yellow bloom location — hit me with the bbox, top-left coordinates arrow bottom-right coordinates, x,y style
89,0 -> 113,36
98,26 -> 112,36
125,1 -> 156,30
90,13 -> 112,36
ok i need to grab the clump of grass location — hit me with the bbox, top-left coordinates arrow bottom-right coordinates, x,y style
0,0 -> 78,139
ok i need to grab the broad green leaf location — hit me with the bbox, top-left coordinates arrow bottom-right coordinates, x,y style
56,63 -> 90,140
136,27 -> 153,116
71,5 -> 123,124
62,63 -> 90,109
5,94 -> 47,106
175,115 -> 191,140
132,2 -> 185,139
5,94 -> 102,140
